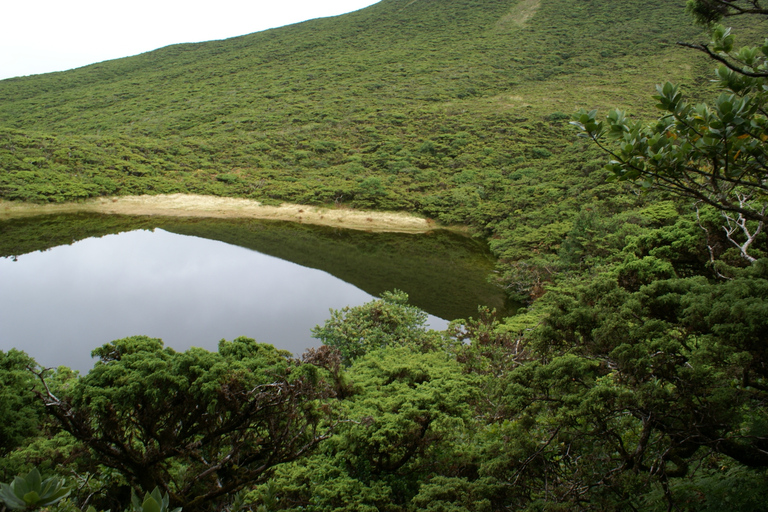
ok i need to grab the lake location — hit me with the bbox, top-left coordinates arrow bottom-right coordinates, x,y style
0,214 -> 514,373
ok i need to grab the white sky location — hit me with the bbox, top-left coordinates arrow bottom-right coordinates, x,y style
0,0 -> 381,81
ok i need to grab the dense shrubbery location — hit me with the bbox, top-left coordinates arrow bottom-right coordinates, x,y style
3,276 -> 768,510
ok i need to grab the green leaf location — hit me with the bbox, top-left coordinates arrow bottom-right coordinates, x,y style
141,497 -> 163,512
26,468 -> 41,493
22,491 -> 41,505
712,24 -> 734,53
0,483 -> 27,510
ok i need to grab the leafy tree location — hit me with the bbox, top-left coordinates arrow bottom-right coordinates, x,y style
0,361 -> 89,502
312,290 -> 447,366
249,347 -> 478,512
572,1 -> 768,260
687,0 -> 768,25
451,306 -> 528,384
452,264 -> 768,511
32,336 -> 337,511
0,350 -> 43,458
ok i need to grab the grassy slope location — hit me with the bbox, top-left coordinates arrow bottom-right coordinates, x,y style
0,0 -> 708,204
0,0 -> 706,143
1,1 -> 709,134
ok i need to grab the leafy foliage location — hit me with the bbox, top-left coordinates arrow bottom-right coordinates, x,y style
0,468 -> 71,510
572,4 -> 768,263
34,336 -> 337,511
0,350 -> 42,457
573,80 -> 768,223
130,488 -> 181,512
249,346 -> 477,511
311,290 -> 446,365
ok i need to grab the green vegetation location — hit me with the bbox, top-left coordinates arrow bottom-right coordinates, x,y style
0,468 -> 71,510
312,290 -> 446,364
0,0 -> 707,218
0,350 -> 42,457
129,488 -> 182,512
2,0 -> 768,510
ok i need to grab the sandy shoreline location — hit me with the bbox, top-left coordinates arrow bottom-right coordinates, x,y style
0,194 -> 436,233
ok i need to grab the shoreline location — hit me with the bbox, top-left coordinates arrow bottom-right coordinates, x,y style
0,194 -> 437,233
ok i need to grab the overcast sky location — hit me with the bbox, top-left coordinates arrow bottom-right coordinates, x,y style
0,0 -> 381,81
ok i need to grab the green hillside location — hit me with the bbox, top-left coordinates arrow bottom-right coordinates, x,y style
0,0 -> 707,208
0,0 -> 704,134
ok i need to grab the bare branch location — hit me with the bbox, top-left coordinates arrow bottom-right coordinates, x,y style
721,193 -> 765,262
695,202 -> 733,279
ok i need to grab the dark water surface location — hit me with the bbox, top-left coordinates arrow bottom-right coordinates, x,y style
0,214 -> 514,373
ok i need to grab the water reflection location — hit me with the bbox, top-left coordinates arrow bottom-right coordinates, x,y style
1,228 -> 448,373
1,214 -> 517,373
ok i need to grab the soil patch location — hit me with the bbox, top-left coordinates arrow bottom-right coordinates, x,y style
0,194 -> 436,233
497,0 -> 540,28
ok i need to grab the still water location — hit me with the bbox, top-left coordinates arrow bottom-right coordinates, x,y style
0,214 -> 513,373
